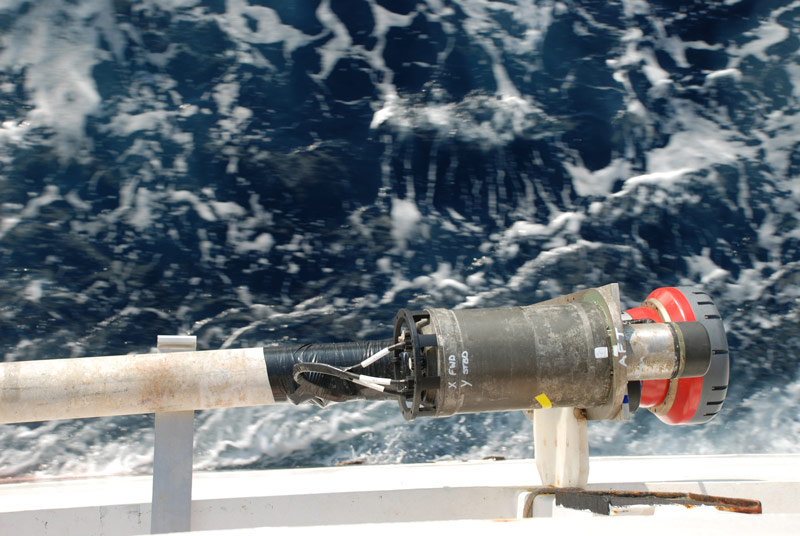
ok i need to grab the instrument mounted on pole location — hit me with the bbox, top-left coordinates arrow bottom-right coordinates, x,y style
0,282 -> 733,494
0,283 -> 729,428
281,284 -> 729,426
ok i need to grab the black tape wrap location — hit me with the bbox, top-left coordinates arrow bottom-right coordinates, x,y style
264,339 -> 395,406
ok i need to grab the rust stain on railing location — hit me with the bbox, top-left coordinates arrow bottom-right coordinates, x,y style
524,488 -> 762,516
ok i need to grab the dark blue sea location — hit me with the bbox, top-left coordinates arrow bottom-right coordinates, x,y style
1,0 -> 799,477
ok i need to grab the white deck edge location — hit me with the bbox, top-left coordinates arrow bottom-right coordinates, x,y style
0,454 -> 797,535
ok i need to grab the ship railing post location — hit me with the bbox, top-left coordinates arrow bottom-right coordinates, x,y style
533,407 -> 589,489
151,335 -> 197,534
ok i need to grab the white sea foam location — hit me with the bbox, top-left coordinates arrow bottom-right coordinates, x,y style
0,2 -> 116,158
0,186 -> 63,240
216,0 -> 316,53
390,197 -> 423,250
567,159 -> 632,197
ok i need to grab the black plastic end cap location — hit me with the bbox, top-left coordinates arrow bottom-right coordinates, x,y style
676,321 -> 711,378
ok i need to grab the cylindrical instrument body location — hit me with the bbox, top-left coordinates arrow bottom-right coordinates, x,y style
427,302 -> 614,416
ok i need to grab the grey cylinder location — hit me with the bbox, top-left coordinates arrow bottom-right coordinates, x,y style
425,302 -> 613,416
623,321 -> 710,381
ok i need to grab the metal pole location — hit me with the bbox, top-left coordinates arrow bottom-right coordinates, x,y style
0,347 -> 275,424
151,335 -> 197,534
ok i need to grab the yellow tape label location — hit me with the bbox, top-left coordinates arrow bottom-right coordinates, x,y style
535,393 -> 552,409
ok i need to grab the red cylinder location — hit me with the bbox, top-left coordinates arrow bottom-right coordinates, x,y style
626,288 -> 704,424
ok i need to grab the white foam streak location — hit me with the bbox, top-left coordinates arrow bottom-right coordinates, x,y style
0,186 -> 62,240
609,106 -> 754,196
0,120 -> 30,149
390,197 -> 423,250
312,0 -> 353,81
217,0 -> 314,52
371,94 -> 549,148
171,190 -> 217,222
369,1 -> 551,143
107,110 -> 171,136
705,68 -> 742,83
0,2 -> 116,157
685,249 -> 730,286
567,159 -> 631,197
730,20 -> 791,66
647,127 -> 749,173
454,0 -> 551,95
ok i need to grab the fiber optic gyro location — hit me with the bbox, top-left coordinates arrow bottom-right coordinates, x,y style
0,284 -> 727,427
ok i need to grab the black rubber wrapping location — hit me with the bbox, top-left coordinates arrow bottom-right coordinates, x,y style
264,339 -> 396,406
675,321 -> 711,378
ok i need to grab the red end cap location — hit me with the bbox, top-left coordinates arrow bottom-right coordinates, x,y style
642,288 -> 704,424
640,379 -> 670,408
625,307 -> 661,322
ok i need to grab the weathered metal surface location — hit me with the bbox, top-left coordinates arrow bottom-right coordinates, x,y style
624,322 -> 680,381
0,347 -> 274,424
426,300 -> 612,417
539,284 -> 628,421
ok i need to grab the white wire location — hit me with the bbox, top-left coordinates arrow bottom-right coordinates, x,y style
345,342 -> 405,391
353,342 -> 402,369
358,347 -> 391,368
352,378 -> 385,392
358,374 -> 392,386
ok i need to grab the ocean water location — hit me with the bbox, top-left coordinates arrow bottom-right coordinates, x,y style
1,0 -> 799,478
